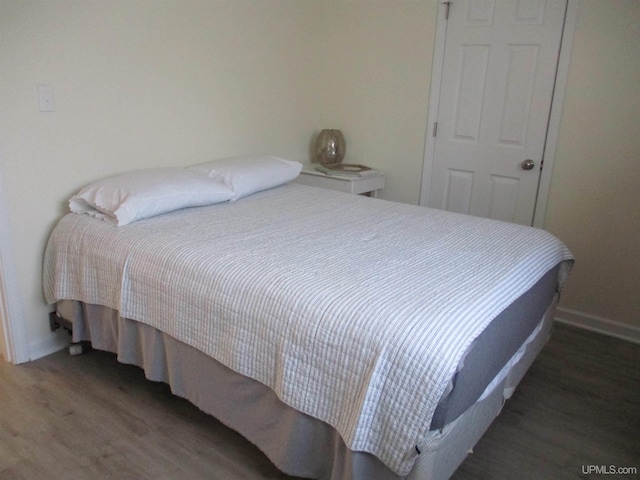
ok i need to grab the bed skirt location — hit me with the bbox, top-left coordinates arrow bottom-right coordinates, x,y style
56,296 -> 557,480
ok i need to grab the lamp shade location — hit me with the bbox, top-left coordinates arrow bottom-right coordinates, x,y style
314,129 -> 346,165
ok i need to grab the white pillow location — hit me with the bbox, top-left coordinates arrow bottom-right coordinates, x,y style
69,168 -> 234,226
187,155 -> 302,200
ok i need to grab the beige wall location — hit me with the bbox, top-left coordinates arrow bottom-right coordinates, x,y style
544,0 -> 640,329
314,0 -> 435,205
0,0 -> 638,360
0,0 -> 324,357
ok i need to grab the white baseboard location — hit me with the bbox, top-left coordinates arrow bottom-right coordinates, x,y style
28,332 -> 68,361
554,307 -> 640,345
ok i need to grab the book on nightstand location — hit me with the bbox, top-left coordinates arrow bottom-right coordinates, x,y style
314,163 -> 377,177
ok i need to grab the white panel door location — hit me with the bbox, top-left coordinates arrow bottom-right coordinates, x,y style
427,0 -> 567,225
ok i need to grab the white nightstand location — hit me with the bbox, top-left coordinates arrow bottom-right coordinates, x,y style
294,164 -> 386,197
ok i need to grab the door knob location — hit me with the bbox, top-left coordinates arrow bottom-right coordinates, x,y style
521,159 -> 535,170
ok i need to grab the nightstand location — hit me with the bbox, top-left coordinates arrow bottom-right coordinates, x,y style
294,164 -> 386,197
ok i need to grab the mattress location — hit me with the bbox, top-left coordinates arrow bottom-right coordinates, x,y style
430,262 -> 559,429
43,183 -> 573,476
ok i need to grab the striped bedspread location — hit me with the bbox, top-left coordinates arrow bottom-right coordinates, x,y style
43,183 -> 573,475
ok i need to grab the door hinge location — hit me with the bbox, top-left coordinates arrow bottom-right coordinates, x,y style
433,122 -> 438,137
443,1 -> 452,20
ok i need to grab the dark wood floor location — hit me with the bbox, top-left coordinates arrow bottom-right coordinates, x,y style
452,323 -> 640,480
0,323 -> 638,479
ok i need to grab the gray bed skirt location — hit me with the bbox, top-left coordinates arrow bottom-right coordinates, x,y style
56,296 -> 557,480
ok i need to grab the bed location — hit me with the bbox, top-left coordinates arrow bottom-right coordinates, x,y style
43,156 -> 573,480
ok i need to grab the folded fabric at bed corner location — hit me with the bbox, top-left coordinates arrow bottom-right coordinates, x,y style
68,167 -> 235,226
186,155 -> 303,201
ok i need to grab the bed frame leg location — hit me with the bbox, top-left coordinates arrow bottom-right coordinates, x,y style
49,311 -> 90,355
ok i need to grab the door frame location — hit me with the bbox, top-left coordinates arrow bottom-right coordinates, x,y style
0,164 -> 30,364
419,0 -> 579,228
0,252 -> 30,364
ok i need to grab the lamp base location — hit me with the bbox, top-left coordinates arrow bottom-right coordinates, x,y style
315,129 -> 346,165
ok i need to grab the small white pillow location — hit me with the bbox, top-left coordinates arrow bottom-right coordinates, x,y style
187,155 -> 302,200
69,168 -> 234,225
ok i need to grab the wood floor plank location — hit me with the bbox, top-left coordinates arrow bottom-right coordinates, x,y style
1,323 -> 638,479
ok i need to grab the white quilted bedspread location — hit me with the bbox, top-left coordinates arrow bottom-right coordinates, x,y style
43,184 -> 573,475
